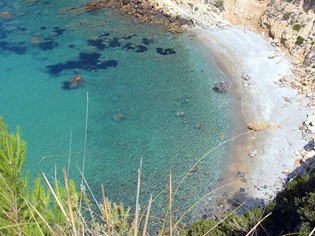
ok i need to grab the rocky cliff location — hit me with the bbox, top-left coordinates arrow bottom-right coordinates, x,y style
223,0 -> 315,100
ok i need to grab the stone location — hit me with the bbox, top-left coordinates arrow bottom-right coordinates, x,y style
304,116 -> 315,126
175,111 -> 185,117
307,125 -> 315,134
248,150 -> 257,157
240,187 -> 245,192
242,73 -> 252,81
240,178 -> 247,182
213,81 -> 230,93
247,121 -> 277,131
302,150 -> 315,160
195,123 -> 203,129
236,171 -> 245,178
282,169 -> 289,174
283,97 -> 292,103
113,112 -> 126,122
304,139 -> 315,151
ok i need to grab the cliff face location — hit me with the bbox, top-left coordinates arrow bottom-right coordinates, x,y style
260,0 -> 314,64
223,0 -> 315,96
224,0 -> 269,31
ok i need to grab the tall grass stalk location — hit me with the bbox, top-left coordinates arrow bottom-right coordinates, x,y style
169,172 -> 173,236
204,201 -> 246,235
101,184 -> 110,225
67,126 -> 72,178
309,227 -> 315,236
23,198 -> 46,236
42,172 -> 70,223
63,168 -> 78,236
80,92 -> 89,211
173,181 -> 239,229
77,166 -> 101,211
134,158 -> 142,236
142,194 -> 152,236
39,152 -> 82,173
245,212 -> 272,236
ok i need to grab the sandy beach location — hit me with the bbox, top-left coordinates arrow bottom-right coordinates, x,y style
189,26 -> 309,210
149,0 -> 311,211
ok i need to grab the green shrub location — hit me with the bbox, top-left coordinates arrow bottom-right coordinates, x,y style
264,169 -> 315,235
296,36 -> 305,45
283,12 -> 291,20
293,23 -> 302,32
214,0 -> 224,8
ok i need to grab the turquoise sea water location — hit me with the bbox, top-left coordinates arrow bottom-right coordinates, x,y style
0,0 -> 232,223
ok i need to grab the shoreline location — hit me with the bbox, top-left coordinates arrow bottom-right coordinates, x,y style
188,26 -> 309,212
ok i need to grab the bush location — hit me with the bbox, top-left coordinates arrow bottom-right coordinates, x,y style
214,0 -> 224,8
181,208 -> 264,236
0,117 -> 134,235
264,169 -> 315,235
283,12 -> 291,20
296,36 -> 305,45
293,23 -> 302,32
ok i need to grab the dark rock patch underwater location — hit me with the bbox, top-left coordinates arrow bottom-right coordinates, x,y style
46,52 -> 118,75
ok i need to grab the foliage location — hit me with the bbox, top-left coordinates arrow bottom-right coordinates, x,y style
283,12 -> 291,20
293,23 -> 302,32
214,0 -> 224,9
181,208 -> 264,236
0,117 -> 78,235
182,168 -> 315,236
0,117 -> 30,235
0,117 -> 134,235
263,169 -> 315,235
297,192 -> 315,234
296,36 -> 305,45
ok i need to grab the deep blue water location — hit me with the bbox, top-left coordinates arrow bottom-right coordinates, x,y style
0,0 -> 232,223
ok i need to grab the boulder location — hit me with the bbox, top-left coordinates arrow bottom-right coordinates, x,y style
153,11 -> 170,24
307,125 -> 315,134
304,138 -> 315,151
242,73 -> 252,81
304,114 -> 315,126
213,81 -> 230,93
247,121 -> 277,131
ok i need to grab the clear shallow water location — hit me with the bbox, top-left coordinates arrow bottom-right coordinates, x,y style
0,0 -> 232,223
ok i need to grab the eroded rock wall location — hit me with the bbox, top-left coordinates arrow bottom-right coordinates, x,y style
223,0 -> 314,97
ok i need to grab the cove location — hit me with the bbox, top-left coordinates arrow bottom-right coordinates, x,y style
0,0 -> 232,222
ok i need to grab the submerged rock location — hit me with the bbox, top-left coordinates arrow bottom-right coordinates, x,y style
213,81 -> 230,93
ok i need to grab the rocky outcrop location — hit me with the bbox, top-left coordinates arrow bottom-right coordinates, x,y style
247,120 -> 278,131
84,0 -> 193,32
213,81 -> 231,93
222,0 -> 314,106
224,0 -> 269,31
260,0 -> 315,65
